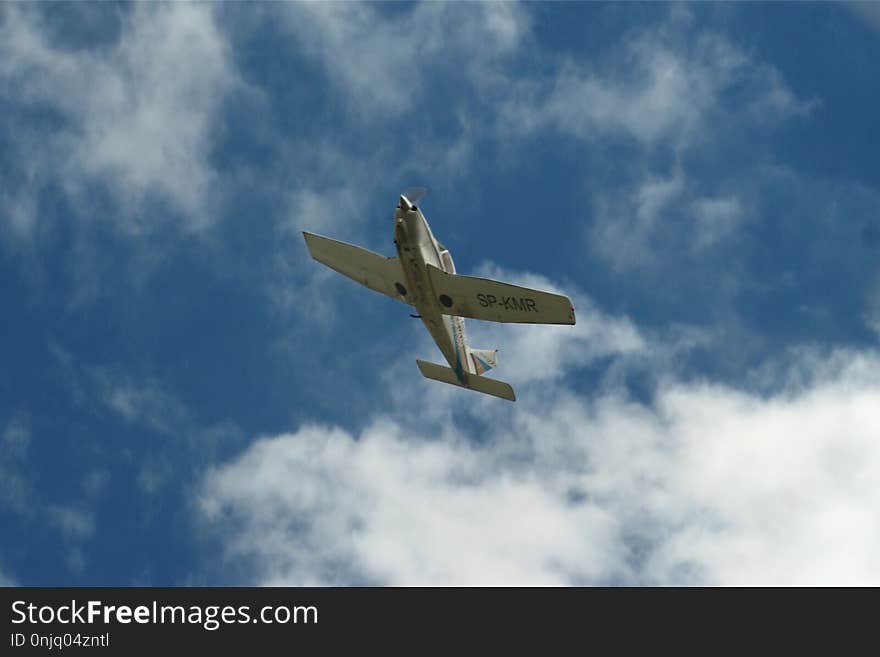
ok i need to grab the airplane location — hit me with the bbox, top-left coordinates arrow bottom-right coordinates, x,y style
302,189 -> 576,401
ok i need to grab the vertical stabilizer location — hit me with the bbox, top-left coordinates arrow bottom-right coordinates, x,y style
467,348 -> 498,375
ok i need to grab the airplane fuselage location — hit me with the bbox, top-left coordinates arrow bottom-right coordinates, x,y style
393,197 -> 471,383
303,190 -> 574,401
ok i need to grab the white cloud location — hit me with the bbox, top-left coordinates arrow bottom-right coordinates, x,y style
99,375 -> 189,437
492,10 -> 815,274
82,470 -> 110,500
199,422 -> 627,586
0,568 -> 17,586
591,170 -> 689,271
866,277 -> 880,339
199,347 -> 880,585
0,4 -> 238,236
3,412 -> 31,457
280,3 -> 527,117
197,262 -> 880,585
501,15 -> 813,149
88,368 -> 245,494
46,347 -> 245,501
637,172 -> 686,225
0,412 -> 32,515
48,505 -> 95,541
66,547 -> 87,576
847,1 -> 880,33
691,197 -> 743,249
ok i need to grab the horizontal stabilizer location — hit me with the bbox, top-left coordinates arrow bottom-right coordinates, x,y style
416,359 -> 516,402
426,264 -> 575,325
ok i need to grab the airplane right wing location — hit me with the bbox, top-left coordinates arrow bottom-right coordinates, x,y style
426,264 -> 575,325
303,231 -> 411,306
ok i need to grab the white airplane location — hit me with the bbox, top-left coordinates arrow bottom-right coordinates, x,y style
302,189 -> 576,401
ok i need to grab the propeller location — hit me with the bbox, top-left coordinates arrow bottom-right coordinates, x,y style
402,186 -> 428,206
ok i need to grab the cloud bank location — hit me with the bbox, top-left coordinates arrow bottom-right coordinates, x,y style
0,4 -> 237,237
198,272 -> 880,585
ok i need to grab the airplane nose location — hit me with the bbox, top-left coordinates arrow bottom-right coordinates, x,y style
399,195 -> 413,211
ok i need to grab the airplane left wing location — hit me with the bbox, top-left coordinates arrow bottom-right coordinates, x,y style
303,231 -> 411,305
426,264 -> 575,325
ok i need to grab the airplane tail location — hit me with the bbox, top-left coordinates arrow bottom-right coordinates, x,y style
467,348 -> 498,376
416,359 -> 515,402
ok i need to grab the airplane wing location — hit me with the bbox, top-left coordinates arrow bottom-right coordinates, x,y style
426,264 -> 576,325
303,231 -> 411,306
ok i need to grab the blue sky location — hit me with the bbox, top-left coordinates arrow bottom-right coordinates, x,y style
2,2 -> 880,586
